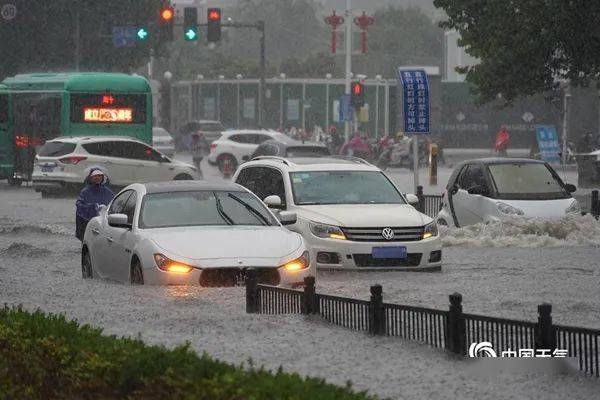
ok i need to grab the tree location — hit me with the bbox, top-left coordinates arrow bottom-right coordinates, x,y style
434,0 -> 600,104
0,0 -> 164,79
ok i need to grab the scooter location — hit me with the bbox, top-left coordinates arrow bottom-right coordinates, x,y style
377,138 -> 429,170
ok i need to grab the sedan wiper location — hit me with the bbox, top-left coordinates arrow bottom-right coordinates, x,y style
215,196 -> 234,225
227,193 -> 270,226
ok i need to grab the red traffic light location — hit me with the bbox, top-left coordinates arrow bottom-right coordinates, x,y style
160,7 -> 174,22
208,9 -> 221,21
352,82 -> 363,95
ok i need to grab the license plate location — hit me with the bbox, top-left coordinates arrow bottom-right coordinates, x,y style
372,246 -> 407,259
41,165 -> 55,173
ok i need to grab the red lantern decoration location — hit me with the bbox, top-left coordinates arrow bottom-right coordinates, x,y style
324,11 -> 345,54
353,12 -> 375,54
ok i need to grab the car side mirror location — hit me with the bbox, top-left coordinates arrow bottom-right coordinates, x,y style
450,184 -> 460,195
264,195 -> 283,209
565,183 -> 576,193
405,193 -> 419,205
107,213 -> 131,229
467,185 -> 484,195
278,211 -> 297,226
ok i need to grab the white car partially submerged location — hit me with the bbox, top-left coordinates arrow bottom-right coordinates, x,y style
82,181 -> 311,287
437,158 -> 580,228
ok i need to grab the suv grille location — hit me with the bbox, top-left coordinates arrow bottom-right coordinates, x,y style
353,253 -> 422,268
342,227 -> 423,242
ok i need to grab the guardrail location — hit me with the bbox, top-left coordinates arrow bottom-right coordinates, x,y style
246,273 -> 600,378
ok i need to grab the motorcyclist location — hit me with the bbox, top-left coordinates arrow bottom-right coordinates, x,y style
494,128 -> 510,157
340,131 -> 371,158
75,168 -> 115,242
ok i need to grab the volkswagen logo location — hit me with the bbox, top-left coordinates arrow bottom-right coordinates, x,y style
381,228 -> 395,240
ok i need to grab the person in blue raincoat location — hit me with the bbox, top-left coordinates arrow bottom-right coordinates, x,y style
75,168 -> 114,241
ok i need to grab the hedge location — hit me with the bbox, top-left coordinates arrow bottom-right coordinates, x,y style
0,306 -> 379,400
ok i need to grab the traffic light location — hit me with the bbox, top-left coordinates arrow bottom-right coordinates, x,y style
159,4 -> 175,41
350,82 -> 365,108
184,7 -> 199,41
136,27 -> 150,41
207,8 -> 222,42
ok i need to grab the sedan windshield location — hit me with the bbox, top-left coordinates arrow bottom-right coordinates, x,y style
139,191 -> 278,228
290,171 -> 405,205
487,163 -> 569,199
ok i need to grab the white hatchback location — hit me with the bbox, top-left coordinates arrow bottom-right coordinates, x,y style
234,157 -> 442,271
81,181 -> 311,287
207,130 -> 291,172
436,158 -> 580,228
32,136 -> 199,196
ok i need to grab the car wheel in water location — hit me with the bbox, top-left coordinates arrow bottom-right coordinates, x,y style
131,261 -> 144,285
174,174 -> 193,180
217,154 -> 238,174
82,249 -> 94,279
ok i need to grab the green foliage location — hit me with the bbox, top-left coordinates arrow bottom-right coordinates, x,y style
434,0 -> 600,104
0,0 -> 164,79
0,306 -> 378,400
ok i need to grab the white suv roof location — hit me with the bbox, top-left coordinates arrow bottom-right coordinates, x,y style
241,156 -> 380,172
221,129 -> 278,136
46,136 -> 146,145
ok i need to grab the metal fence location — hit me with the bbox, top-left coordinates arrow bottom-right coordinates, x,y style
246,273 -> 600,378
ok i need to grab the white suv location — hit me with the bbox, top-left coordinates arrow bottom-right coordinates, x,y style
208,130 -> 290,172
33,136 -> 199,196
233,157 -> 442,271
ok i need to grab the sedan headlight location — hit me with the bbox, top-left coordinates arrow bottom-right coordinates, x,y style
154,253 -> 194,274
423,221 -> 438,239
309,222 -> 346,240
496,202 -> 525,216
565,200 -> 581,215
280,251 -> 310,272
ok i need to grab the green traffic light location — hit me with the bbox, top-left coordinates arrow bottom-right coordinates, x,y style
185,28 -> 198,41
137,28 -> 149,41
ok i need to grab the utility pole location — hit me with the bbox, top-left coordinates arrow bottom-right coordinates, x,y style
258,20 -> 266,128
344,0 -> 352,141
74,6 -> 81,71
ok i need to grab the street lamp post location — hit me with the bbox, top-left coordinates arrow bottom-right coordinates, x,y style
279,73 -> 286,130
375,74 -> 382,139
325,73 -> 332,130
562,82 -> 571,166
236,74 -> 243,127
217,75 -> 225,121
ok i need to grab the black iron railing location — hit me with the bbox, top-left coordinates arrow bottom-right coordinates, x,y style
246,273 -> 600,378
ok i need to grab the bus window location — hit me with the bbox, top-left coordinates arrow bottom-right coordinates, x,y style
0,95 -> 8,124
70,93 -> 147,124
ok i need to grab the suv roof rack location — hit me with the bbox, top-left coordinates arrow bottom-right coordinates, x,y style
329,155 -> 373,165
250,156 -> 291,165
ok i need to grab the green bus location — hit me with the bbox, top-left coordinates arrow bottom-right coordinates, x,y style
0,72 -> 152,184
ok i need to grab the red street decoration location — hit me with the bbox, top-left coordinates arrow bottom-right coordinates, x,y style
15,135 -> 42,149
324,11 -> 344,54
353,12 -> 375,54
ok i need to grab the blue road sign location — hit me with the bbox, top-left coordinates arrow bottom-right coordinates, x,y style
397,69 -> 430,134
339,94 -> 353,122
112,26 -> 138,48
535,125 -> 560,163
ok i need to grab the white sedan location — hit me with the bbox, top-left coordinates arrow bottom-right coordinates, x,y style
437,158 -> 580,228
81,181 -> 312,287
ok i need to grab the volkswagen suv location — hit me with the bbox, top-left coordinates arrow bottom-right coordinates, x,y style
233,156 -> 442,271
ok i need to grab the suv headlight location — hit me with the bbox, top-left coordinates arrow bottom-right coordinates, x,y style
565,200 -> 581,215
423,221 -> 438,239
309,222 -> 346,240
280,251 -> 310,272
496,202 -> 525,216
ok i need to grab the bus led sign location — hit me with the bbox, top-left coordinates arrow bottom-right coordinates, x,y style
83,107 -> 133,123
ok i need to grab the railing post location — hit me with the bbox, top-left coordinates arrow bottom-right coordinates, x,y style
591,190 -> 599,218
447,292 -> 466,354
369,285 -> 385,335
302,276 -> 317,315
535,303 -> 555,351
245,268 -> 259,314
416,185 -> 425,213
